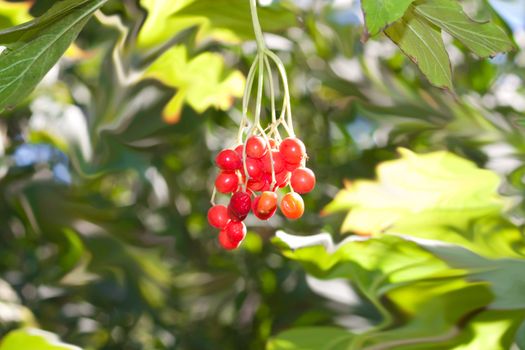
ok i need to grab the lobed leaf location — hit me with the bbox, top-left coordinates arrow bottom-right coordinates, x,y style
324,148 -> 502,237
414,0 -> 515,58
144,45 -> 244,123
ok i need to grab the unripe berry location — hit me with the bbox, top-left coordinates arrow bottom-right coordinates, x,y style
252,191 -> 278,220
280,192 -> 304,219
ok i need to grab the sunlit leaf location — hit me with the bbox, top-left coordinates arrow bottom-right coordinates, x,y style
0,1 -> 32,29
324,148 -> 502,235
0,328 -> 81,350
145,45 -> 244,123
138,0 -> 295,48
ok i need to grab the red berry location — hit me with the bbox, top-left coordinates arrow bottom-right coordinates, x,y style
253,191 -> 278,219
261,181 -> 271,192
246,135 -> 268,159
290,167 -> 316,194
268,138 -> 278,149
247,178 -> 265,192
262,150 -> 285,174
225,221 -> 247,243
280,192 -> 304,219
215,171 -> 239,193
285,161 -> 301,172
218,229 -> 239,250
207,205 -> 230,229
228,191 -> 252,221
274,171 -> 290,189
234,144 -> 244,159
241,158 -> 263,179
215,149 -> 242,171
279,138 -> 306,164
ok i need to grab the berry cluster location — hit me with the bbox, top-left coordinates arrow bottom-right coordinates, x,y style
207,135 -> 315,250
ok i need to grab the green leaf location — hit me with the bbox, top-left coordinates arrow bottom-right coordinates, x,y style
267,327 -> 355,350
274,232 -> 495,348
361,0 -> 416,36
324,148 -> 502,236
411,237 -> 525,310
0,0 -> 106,113
0,328 -> 81,350
414,0 -> 515,58
145,45 -> 244,123
0,0 -> 92,45
385,10 -> 453,89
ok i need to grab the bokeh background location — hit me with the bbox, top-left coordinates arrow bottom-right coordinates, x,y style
1,0 -> 525,349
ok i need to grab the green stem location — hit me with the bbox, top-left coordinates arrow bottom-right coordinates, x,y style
250,0 -> 266,51
238,55 -> 259,144
265,49 -> 295,137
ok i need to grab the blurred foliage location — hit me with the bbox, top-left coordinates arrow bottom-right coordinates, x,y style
0,0 -> 524,349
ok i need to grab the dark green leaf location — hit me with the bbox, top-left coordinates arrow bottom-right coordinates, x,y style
414,0 -> 515,58
0,0 -> 106,113
0,0 -> 92,45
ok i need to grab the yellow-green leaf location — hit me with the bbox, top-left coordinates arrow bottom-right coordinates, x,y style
138,0 -> 295,49
0,1 -> 32,29
0,329 -> 81,350
145,45 -> 244,123
324,148 -> 502,235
